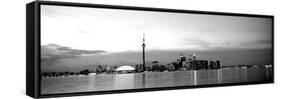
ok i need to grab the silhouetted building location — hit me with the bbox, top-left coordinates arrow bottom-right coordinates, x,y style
210,61 -> 216,69
192,53 -> 197,60
216,60 -> 221,69
176,54 -> 187,69
210,60 -> 220,69
190,60 -> 208,70
180,55 -> 187,61
176,59 -> 181,69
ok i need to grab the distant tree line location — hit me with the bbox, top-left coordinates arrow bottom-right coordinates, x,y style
41,69 -> 92,78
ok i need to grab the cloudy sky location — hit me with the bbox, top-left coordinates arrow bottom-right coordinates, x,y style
41,5 -> 272,52
40,5 -> 272,71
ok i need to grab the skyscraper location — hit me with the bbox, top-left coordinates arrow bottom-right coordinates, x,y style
216,60 -> 221,69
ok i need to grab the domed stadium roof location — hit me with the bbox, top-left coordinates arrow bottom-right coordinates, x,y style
116,66 -> 135,71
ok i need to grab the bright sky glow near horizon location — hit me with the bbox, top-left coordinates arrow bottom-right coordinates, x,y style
41,5 -> 272,53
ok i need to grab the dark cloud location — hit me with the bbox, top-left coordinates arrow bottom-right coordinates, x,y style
181,38 -> 212,49
41,44 -> 106,65
239,39 -> 272,49
252,39 -> 272,45
55,46 -> 106,55
181,37 -> 272,50
222,42 -> 232,46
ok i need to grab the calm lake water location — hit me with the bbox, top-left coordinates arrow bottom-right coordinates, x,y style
41,68 -> 273,94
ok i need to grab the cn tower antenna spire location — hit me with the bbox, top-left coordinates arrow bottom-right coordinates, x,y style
143,32 -> 145,43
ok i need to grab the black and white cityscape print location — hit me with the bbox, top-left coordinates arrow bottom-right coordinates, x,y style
40,5 -> 273,94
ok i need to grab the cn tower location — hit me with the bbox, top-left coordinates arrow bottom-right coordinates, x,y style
142,33 -> 146,70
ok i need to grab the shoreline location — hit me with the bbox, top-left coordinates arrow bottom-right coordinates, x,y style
41,67 -> 272,79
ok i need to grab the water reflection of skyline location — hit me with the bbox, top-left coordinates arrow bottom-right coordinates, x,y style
42,68 -> 273,94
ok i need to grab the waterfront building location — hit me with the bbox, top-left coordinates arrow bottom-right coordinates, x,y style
216,60 -> 221,69
190,60 -> 208,70
116,66 -> 135,74
210,61 -> 216,69
210,60 -> 220,69
177,54 -> 187,69
186,53 -> 208,70
176,59 -> 181,69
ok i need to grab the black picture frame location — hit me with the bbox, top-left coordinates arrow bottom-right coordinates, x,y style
26,0 -> 274,98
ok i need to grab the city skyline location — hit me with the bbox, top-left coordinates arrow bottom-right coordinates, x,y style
41,5 -> 273,72
35,3 -> 273,95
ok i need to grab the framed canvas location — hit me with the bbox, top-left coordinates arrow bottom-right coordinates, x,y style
26,0 -> 274,98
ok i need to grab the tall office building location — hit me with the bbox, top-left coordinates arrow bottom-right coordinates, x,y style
178,54 -> 187,69
216,60 -> 221,69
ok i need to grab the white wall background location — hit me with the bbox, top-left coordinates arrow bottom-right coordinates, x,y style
0,0 -> 279,99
